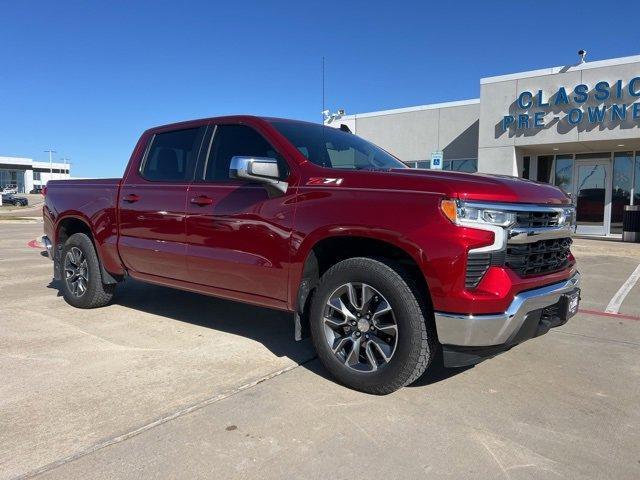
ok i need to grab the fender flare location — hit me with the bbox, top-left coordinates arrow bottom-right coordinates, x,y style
54,213 -> 119,284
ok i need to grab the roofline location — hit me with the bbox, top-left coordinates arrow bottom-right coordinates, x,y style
33,161 -> 70,169
146,115 -> 324,133
336,99 -> 480,121
481,54 -> 640,85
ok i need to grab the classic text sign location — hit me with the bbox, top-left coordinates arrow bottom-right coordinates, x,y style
502,77 -> 640,131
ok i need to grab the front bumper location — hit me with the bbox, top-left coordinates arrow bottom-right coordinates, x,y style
42,235 -> 53,259
434,272 -> 580,364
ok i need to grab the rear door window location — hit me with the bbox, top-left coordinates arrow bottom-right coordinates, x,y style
141,127 -> 204,181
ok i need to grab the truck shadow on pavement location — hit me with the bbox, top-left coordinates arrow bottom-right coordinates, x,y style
47,278 -> 470,390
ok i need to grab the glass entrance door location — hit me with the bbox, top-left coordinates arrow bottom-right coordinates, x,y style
573,159 -> 611,235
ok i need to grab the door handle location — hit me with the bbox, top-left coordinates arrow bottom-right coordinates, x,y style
123,194 -> 140,203
190,195 -> 214,206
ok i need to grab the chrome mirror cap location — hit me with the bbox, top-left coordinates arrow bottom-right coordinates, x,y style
229,156 -> 288,193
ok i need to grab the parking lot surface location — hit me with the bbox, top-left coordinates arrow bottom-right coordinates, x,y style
1,222 -> 639,479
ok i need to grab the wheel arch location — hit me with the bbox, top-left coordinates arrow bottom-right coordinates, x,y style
55,215 -> 119,284
292,231 -> 433,340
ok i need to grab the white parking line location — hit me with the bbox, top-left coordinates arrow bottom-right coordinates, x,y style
605,263 -> 640,314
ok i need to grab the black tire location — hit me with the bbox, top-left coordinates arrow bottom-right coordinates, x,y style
60,233 -> 115,308
309,257 -> 435,395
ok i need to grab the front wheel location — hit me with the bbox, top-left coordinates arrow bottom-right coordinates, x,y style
60,233 -> 115,308
310,257 -> 435,394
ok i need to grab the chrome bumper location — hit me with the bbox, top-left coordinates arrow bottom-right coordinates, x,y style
434,272 -> 581,347
42,235 -> 53,260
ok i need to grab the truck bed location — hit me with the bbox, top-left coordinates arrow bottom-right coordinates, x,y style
43,178 -> 123,276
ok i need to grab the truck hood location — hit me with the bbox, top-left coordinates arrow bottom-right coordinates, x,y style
387,169 -> 571,205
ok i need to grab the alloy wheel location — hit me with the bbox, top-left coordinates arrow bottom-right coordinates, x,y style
323,282 -> 398,372
64,246 -> 89,297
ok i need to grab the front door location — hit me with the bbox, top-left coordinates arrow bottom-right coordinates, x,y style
573,158 -> 611,236
185,123 -> 295,301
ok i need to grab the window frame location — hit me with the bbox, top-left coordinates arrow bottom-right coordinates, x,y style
138,126 -> 207,183
195,123 -> 290,184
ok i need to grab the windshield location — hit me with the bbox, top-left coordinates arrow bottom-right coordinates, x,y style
270,121 -> 407,171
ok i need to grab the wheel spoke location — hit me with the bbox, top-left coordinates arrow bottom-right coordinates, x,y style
77,278 -> 86,294
360,284 -> 376,312
327,297 -> 356,323
374,322 -> 397,335
331,336 -> 350,355
346,283 -> 360,310
369,336 -> 393,362
345,337 -> 361,366
364,342 -> 378,371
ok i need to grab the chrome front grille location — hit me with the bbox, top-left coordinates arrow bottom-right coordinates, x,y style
506,237 -> 573,277
515,210 -> 561,229
465,203 -> 575,289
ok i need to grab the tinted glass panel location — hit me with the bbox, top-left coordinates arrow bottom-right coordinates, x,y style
635,154 -> 640,206
554,155 -> 573,195
450,159 -> 477,173
271,121 -> 406,171
537,155 -> 553,183
205,125 -> 283,181
576,164 -> 606,227
610,152 -> 634,233
522,156 -> 530,179
142,128 -> 202,181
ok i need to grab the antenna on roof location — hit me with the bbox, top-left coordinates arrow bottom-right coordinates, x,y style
322,56 -> 325,123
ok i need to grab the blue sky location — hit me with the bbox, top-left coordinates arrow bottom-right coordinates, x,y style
1,0 -> 638,178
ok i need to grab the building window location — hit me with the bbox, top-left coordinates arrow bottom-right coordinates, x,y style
522,156 -> 530,179
448,159 -> 477,173
33,172 -> 41,181
635,152 -> 640,206
611,152 -> 634,234
537,155 -> 553,183
414,160 -> 430,169
554,155 -> 573,195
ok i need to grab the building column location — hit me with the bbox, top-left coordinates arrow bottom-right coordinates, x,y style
478,146 -> 518,176
24,169 -> 34,194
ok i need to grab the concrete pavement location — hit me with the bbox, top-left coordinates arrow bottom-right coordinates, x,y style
1,222 -> 639,479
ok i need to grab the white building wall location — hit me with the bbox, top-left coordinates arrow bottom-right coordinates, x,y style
478,55 -> 640,174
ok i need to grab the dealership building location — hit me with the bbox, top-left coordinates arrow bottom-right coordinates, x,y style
0,156 -> 71,193
328,54 -> 640,237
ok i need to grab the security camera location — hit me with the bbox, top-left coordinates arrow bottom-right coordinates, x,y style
338,109 -> 345,116
578,49 -> 587,63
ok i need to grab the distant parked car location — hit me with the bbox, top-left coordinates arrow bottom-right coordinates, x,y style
2,184 -> 18,194
30,186 -> 44,194
1,194 -> 28,206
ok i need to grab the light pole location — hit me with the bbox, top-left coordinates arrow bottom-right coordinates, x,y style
44,149 -> 56,182
61,157 -> 70,179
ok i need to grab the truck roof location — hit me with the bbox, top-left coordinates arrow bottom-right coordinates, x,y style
145,115 -> 317,134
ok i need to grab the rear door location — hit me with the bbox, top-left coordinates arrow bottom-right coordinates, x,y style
185,122 -> 295,301
118,126 -> 207,280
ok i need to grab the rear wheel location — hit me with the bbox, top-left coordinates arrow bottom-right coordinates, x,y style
310,257 -> 435,394
60,233 -> 115,308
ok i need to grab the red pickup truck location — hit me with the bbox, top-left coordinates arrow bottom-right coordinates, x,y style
43,116 -> 580,394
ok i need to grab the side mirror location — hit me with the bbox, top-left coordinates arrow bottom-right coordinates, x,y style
229,156 -> 288,194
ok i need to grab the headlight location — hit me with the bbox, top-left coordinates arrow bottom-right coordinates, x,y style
560,206 -> 576,227
440,199 -> 516,227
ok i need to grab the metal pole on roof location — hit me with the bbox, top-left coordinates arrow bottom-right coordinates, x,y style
44,149 -> 56,182
61,157 -> 69,179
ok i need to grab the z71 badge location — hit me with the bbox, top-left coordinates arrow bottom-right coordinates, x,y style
306,177 -> 344,186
